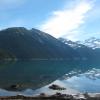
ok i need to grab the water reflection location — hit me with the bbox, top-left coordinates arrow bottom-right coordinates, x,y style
60,68 -> 100,93
0,60 -> 100,91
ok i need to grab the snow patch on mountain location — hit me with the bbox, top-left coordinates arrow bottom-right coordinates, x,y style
59,37 -> 100,49
83,37 -> 100,49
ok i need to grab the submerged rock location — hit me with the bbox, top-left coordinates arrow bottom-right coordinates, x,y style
49,84 -> 66,90
9,84 -> 20,90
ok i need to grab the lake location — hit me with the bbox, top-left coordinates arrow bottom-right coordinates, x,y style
0,60 -> 100,93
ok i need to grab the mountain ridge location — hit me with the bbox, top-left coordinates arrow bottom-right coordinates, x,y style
0,27 -> 78,60
59,37 -> 100,61
0,27 -> 100,61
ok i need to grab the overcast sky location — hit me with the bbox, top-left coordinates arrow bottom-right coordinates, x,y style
0,0 -> 100,41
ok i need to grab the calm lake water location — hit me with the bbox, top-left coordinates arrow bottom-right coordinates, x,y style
0,60 -> 100,93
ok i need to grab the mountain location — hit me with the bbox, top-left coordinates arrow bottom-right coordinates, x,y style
59,37 -> 100,61
59,37 -> 100,49
59,38 -> 84,49
80,37 -> 100,60
0,27 -> 78,60
83,37 -> 100,60
83,37 -> 100,49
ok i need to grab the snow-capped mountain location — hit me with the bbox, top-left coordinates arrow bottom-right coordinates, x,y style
59,37 -> 100,49
83,37 -> 100,49
59,38 -> 85,49
59,37 -> 100,61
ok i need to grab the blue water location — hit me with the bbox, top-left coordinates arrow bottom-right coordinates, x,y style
60,68 -> 100,93
0,60 -> 100,93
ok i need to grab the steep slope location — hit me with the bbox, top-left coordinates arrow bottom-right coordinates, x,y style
83,37 -> 100,49
59,37 -> 98,61
0,27 -> 78,60
59,38 -> 83,49
83,37 -> 100,60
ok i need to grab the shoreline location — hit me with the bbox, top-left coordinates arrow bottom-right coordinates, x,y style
0,77 -> 99,100
0,92 -> 100,100
0,83 -> 100,100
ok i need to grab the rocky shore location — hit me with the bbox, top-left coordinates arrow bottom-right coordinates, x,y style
0,84 -> 100,100
0,92 -> 100,100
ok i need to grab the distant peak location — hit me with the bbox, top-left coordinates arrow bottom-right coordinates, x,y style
1,27 -> 28,32
6,27 -> 27,31
0,27 -> 30,35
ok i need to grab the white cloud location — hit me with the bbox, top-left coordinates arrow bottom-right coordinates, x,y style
40,0 -> 93,40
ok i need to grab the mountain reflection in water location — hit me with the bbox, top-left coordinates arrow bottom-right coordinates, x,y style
0,60 -> 100,92
59,68 -> 100,93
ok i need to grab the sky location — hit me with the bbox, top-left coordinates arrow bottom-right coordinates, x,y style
0,0 -> 100,41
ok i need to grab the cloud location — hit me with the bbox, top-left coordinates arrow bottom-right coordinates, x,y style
40,0 -> 94,40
